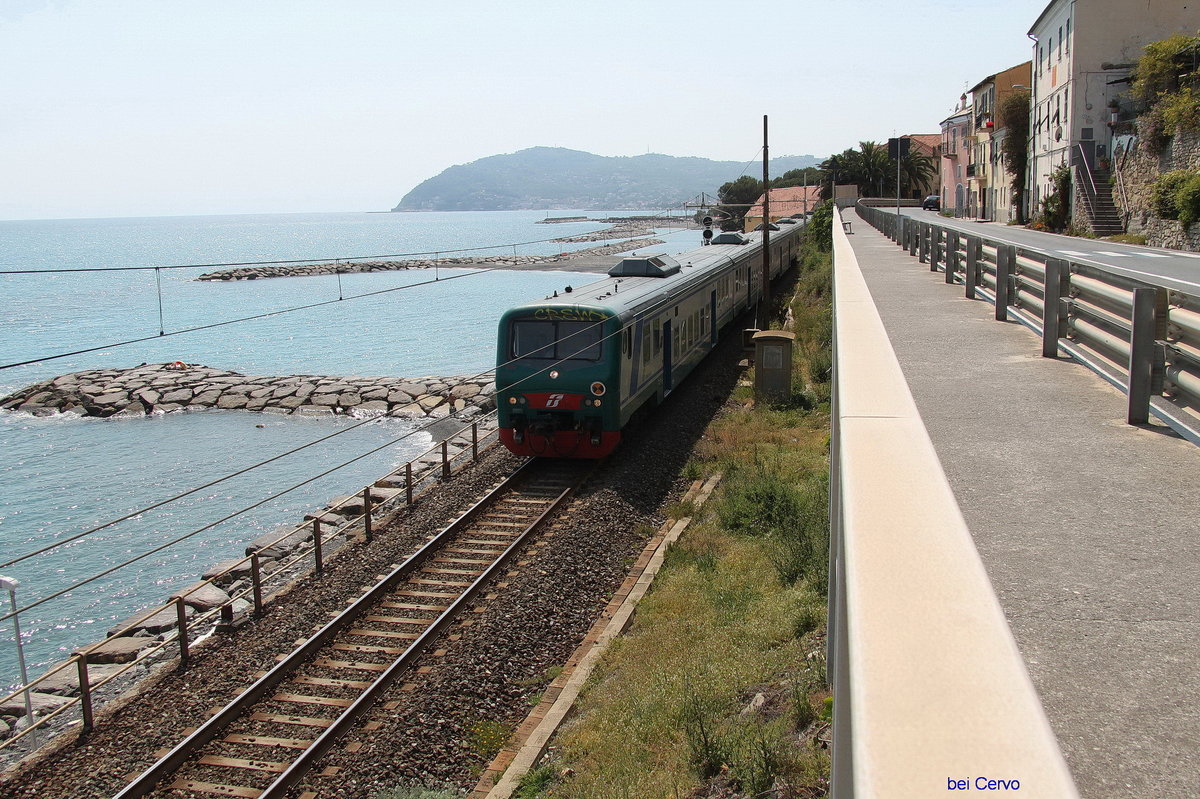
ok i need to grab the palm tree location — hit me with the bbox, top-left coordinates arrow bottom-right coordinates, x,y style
852,141 -> 894,198
899,150 -> 937,199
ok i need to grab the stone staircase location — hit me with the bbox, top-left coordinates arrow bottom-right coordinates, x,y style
1079,167 -> 1125,236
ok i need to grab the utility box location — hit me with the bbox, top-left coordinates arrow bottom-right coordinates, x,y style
753,330 -> 795,404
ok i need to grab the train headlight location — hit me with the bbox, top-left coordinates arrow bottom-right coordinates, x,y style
590,382 -> 606,396
549,370 -> 560,379
519,396 -> 527,404
593,399 -> 602,407
508,396 -> 518,405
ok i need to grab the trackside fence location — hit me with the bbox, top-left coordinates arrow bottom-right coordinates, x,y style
856,203 -> 1200,442
0,413 -> 499,752
828,208 -> 1079,797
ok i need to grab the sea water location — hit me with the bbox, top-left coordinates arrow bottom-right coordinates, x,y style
0,209 -> 704,687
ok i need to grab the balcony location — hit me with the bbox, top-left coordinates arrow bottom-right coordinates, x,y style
967,163 -> 980,178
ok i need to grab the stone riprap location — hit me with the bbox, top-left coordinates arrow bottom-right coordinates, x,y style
194,236 -> 664,281
0,362 -> 495,420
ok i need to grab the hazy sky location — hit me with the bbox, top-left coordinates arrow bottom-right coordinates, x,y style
1,0 -> 1049,220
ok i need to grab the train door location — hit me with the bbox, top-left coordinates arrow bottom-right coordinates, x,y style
710,290 -> 718,347
662,319 -> 673,393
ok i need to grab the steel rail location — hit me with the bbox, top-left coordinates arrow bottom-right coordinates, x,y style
112,457 -> 585,799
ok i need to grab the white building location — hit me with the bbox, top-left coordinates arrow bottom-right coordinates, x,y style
1027,0 -> 1200,219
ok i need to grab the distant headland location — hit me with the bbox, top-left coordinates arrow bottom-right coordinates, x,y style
392,146 -> 821,212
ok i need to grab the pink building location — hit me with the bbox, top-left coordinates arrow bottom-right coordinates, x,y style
940,98 -> 972,215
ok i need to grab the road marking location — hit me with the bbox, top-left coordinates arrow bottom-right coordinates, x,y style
1057,250 -> 1091,256
1093,251 -> 1130,257
1135,252 -> 1170,258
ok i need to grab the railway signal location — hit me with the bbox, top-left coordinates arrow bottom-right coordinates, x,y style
702,215 -> 713,244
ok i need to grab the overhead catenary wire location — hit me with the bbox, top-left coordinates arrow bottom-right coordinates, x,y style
0,224 -> 672,276
0,216 -> 704,371
1,222 -> 723,567
0,287 -> 649,575
0,310 -> 643,625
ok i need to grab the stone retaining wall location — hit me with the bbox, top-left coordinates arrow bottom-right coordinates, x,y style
1116,128 -> 1200,249
0,362 -> 495,420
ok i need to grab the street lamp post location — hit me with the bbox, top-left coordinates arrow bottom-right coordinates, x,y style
0,575 -> 34,734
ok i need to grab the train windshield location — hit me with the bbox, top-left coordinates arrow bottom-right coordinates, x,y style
510,319 -> 603,361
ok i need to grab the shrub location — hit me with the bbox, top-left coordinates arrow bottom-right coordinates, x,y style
465,719 -> 511,761
1036,163 -> 1073,232
1152,169 -> 1200,221
718,464 -> 804,539
1159,87 -> 1200,131
514,764 -> 560,799
729,722 -> 788,795
680,687 -> 733,778
1177,173 -> 1200,225
806,201 -> 834,251
1132,33 -> 1200,106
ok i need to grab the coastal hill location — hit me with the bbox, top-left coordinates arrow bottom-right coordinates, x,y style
392,146 -> 821,212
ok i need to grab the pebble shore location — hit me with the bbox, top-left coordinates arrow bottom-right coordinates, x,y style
0,362 -> 495,420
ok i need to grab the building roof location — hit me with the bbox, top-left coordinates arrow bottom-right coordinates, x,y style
905,133 -> 941,156
747,185 -> 823,219
940,110 -> 971,127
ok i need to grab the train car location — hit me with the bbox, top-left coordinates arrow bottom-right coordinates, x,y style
495,222 -> 805,457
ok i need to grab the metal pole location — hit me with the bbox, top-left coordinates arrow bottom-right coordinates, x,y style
760,114 -> 771,330
313,517 -> 324,573
0,577 -> 34,736
175,597 -> 190,670
1128,288 -> 1158,425
362,487 -> 373,543
76,656 -> 93,733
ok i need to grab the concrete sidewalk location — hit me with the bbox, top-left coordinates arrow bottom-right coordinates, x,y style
842,209 -> 1200,798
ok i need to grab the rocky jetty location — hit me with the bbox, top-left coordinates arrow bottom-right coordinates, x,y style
196,255 -> 562,282
0,363 -> 495,420
550,222 -> 654,243
194,236 -> 664,281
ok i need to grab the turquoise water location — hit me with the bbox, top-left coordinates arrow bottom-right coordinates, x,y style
0,209 -> 703,688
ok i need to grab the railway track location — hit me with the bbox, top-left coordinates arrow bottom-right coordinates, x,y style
112,458 -> 589,799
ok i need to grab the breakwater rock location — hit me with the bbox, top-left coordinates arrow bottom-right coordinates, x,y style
196,254 -> 562,282
194,236 -> 665,281
1,363 -> 495,420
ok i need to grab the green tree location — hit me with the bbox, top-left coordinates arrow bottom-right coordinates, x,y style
999,90 -> 1031,223
773,167 -> 824,189
899,150 -> 937,199
1132,33 -> 1200,106
818,151 -> 854,200
716,175 -> 765,228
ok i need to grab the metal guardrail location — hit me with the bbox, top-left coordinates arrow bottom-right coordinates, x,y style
828,207 -> 1080,797
856,203 -> 1200,444
0,413 -> 499,752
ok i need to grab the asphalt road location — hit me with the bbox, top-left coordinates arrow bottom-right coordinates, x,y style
898,207 -> 1200,294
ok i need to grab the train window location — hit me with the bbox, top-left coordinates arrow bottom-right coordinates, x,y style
511,319 -> 602,361
642,327 -> 651,363
623,328 -> 632,359
653,323 -> 661,354
511,320 -> 555,359
559,321 -> 603,360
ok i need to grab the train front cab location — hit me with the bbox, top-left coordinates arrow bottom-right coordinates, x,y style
496,308 -> 621,458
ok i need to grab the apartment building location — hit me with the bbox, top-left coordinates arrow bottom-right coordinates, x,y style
940,103 -> 972,215
1027,0 -> 1200,219
968,61 -> 1032,222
